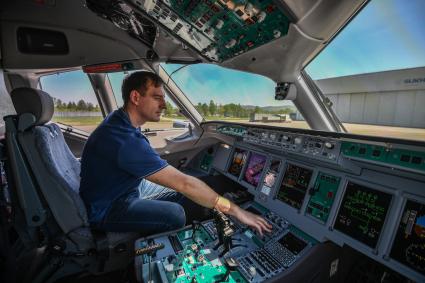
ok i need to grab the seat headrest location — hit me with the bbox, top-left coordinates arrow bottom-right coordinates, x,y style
11,87 -> 54,126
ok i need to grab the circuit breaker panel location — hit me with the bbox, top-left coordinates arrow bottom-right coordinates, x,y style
134,0 -> 291,62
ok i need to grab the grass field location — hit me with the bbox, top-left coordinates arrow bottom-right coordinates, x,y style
52,116 -> 104,126
52,115 -> 425,142
52,116 -> 175,128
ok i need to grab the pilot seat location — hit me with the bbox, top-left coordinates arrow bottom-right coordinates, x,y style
2,87 -> 139,283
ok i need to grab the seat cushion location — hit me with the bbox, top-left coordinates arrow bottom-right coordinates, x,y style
34,123 -> 88,224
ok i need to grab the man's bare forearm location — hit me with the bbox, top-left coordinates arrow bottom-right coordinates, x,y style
147,166 -> 229,211
180,175 -> 242,216
180,175 -> 217,207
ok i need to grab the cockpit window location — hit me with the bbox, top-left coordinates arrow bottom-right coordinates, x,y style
162,63 -> 309,129
305,0 -> 425,141
39,70 -> 102,133
0,73 -> 16,136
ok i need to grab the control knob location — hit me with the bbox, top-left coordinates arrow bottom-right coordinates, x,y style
249,266 -> 257,277
324,142 -> 334,149
294,137 -> 302,144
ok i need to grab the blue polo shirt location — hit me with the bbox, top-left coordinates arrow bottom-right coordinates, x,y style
79,108 -> 168,224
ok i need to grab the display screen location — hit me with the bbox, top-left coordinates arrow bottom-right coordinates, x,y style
306,173 -> 341,223
276,164 -> 313,209
261,159 -> 281,195
334,182 -> 392,248
243,153 -> 267,187
228,148 -> 248,177
390,200 -> 425,275
278,232 -> 307,255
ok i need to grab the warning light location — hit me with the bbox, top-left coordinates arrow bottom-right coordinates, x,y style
33,0 -> 56,7
83,62 -> 134,73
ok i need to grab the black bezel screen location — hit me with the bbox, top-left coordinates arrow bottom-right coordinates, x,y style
334,181 -> 392,248
390,199 -> 425,275
242,152 -> 267,187
260,159 -> 281,195
276,164 -> 313,209
227,148 -> 248,177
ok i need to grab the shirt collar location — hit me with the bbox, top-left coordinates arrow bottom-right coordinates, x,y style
117,108 -> 145,135
118,108 -> 138,130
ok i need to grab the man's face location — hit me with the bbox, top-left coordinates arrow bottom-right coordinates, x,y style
133,82 -> 166,123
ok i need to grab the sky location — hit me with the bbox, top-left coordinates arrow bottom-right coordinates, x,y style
305,0 -> 425,79
40,70 -> 99,105
162,63 -> 287,107
40,0 -> 425,107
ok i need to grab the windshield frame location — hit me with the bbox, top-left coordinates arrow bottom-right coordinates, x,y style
300,70 -> 347,132
158,64 -> 203,126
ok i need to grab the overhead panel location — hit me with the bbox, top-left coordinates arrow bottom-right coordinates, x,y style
135,0 -> 291,62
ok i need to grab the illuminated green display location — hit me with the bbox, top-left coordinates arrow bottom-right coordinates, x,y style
165,227 -> 247,283
306,173 -> 341,223
334,182 -> 392,248
217,125 -> 247,136
341,142 -> 425,172
200,153 -> 214,171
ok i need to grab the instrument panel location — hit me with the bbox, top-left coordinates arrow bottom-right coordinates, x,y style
199,122 -> 425,282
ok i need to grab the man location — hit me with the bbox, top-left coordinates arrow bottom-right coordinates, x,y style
80,71 -> 271,236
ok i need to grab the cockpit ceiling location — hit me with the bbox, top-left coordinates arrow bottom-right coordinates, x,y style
84,0 -> 366,81
0,0 -> 366,78
87,0 -> 291,63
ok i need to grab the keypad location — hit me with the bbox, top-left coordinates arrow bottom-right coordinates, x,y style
265,242 -> 296,267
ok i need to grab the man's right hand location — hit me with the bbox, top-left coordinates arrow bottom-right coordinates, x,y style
232,206 -> 272,236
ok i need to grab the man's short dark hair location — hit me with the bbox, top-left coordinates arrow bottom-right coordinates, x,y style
121,71 -> 162,107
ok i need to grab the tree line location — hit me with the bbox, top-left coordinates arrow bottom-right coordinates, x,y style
52,98 -> 293,118
53,98 -> 100,112
193,100 -> 294,118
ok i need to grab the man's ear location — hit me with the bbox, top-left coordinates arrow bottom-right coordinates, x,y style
129,90 -> 140,105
